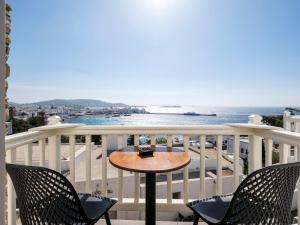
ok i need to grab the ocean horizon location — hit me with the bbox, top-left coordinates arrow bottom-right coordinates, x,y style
65,106 -> 287,126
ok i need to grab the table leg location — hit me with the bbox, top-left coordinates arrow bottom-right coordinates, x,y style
146,173 -> 156,225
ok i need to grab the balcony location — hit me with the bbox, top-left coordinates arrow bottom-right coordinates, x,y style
4,114 -> 300,225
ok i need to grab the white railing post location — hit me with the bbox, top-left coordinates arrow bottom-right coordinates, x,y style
200,135 -> 206,198
296,122 -> 300,134
7,148 -> 16,225
265,138 -> 273,166
283,111 -> 292,131
283,111 -> 293,160
134,135 -> 140,204
48,135 -> 61,171
39,139 -> 46,167
25,143 -> 33,165
101,135 -> 108,196
216,135 -> 223,195
278,143 -> 289,164
167,135 -> 173,204
294,122 -> 300,161
248,115 -> 263,173
183,135 -> 189,203
117,135 -> 124,202
85,135 -> 92,193
69,135 -> 76,185
150,135 -> 156,146
233,135 -> 240,190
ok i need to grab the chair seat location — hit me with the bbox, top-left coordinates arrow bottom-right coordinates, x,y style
78,193 -> 117,220
187,194 -> 233,224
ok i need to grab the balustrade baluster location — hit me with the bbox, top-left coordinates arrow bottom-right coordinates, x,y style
117,135 -> 124,202
200,135 -> 206,198
183,135 -> 189,203
233,135 -> 240,190
216,136 -> 223,195
39,139 -> 45,167
134,135 -> 140,203
279,143 -> 289,164
48,135 -> 61,171
167,135 -> 173,204
25,143 -> 32,166
69,135 -> 76,185
265,138 -> 273,166
85,135 -> 92,193
102,135 -> 108,196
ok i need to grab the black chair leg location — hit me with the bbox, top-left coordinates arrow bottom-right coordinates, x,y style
104,212 -> 111,225
193,214 -> 199,225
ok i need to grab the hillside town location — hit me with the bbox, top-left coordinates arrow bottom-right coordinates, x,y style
10,102 -> 147,121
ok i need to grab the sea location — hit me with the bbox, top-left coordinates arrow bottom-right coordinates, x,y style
65,106 -> 287,126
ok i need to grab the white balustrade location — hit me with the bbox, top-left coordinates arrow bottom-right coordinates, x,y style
4,121 -> 300,224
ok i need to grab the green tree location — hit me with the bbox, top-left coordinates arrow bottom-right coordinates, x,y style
127,135 -> 134,146
92,135 -> 101,145
12,118 -> 32,133
262,115 -> 283,128
61,135 -> 69,143
28,111 -> 46,127
272,151 -> 280,164
243,159 -> 248,175
156,136 -> 167,145
11,111 -> 46,134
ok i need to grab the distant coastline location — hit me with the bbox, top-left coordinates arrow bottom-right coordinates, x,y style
65,106 -> 287,126
149,112 -> 217,116
159,105 -> 182,108
10,99 -> 296,126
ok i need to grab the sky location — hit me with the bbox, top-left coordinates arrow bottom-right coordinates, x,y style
6,0 -> 300,106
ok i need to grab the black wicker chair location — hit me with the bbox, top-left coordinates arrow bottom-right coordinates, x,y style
6,163 -> 117,225
187,162 -> 300,225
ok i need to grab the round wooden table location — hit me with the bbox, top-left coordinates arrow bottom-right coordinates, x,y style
109,146 -> 191,225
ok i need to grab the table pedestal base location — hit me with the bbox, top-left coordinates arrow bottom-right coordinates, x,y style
146,173 -> 156,225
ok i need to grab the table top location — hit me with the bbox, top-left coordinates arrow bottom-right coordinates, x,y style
109,146 -> 191,173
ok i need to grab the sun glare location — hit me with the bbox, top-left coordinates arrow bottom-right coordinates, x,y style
143,0 -> 180,16
149,0 -> 170,10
